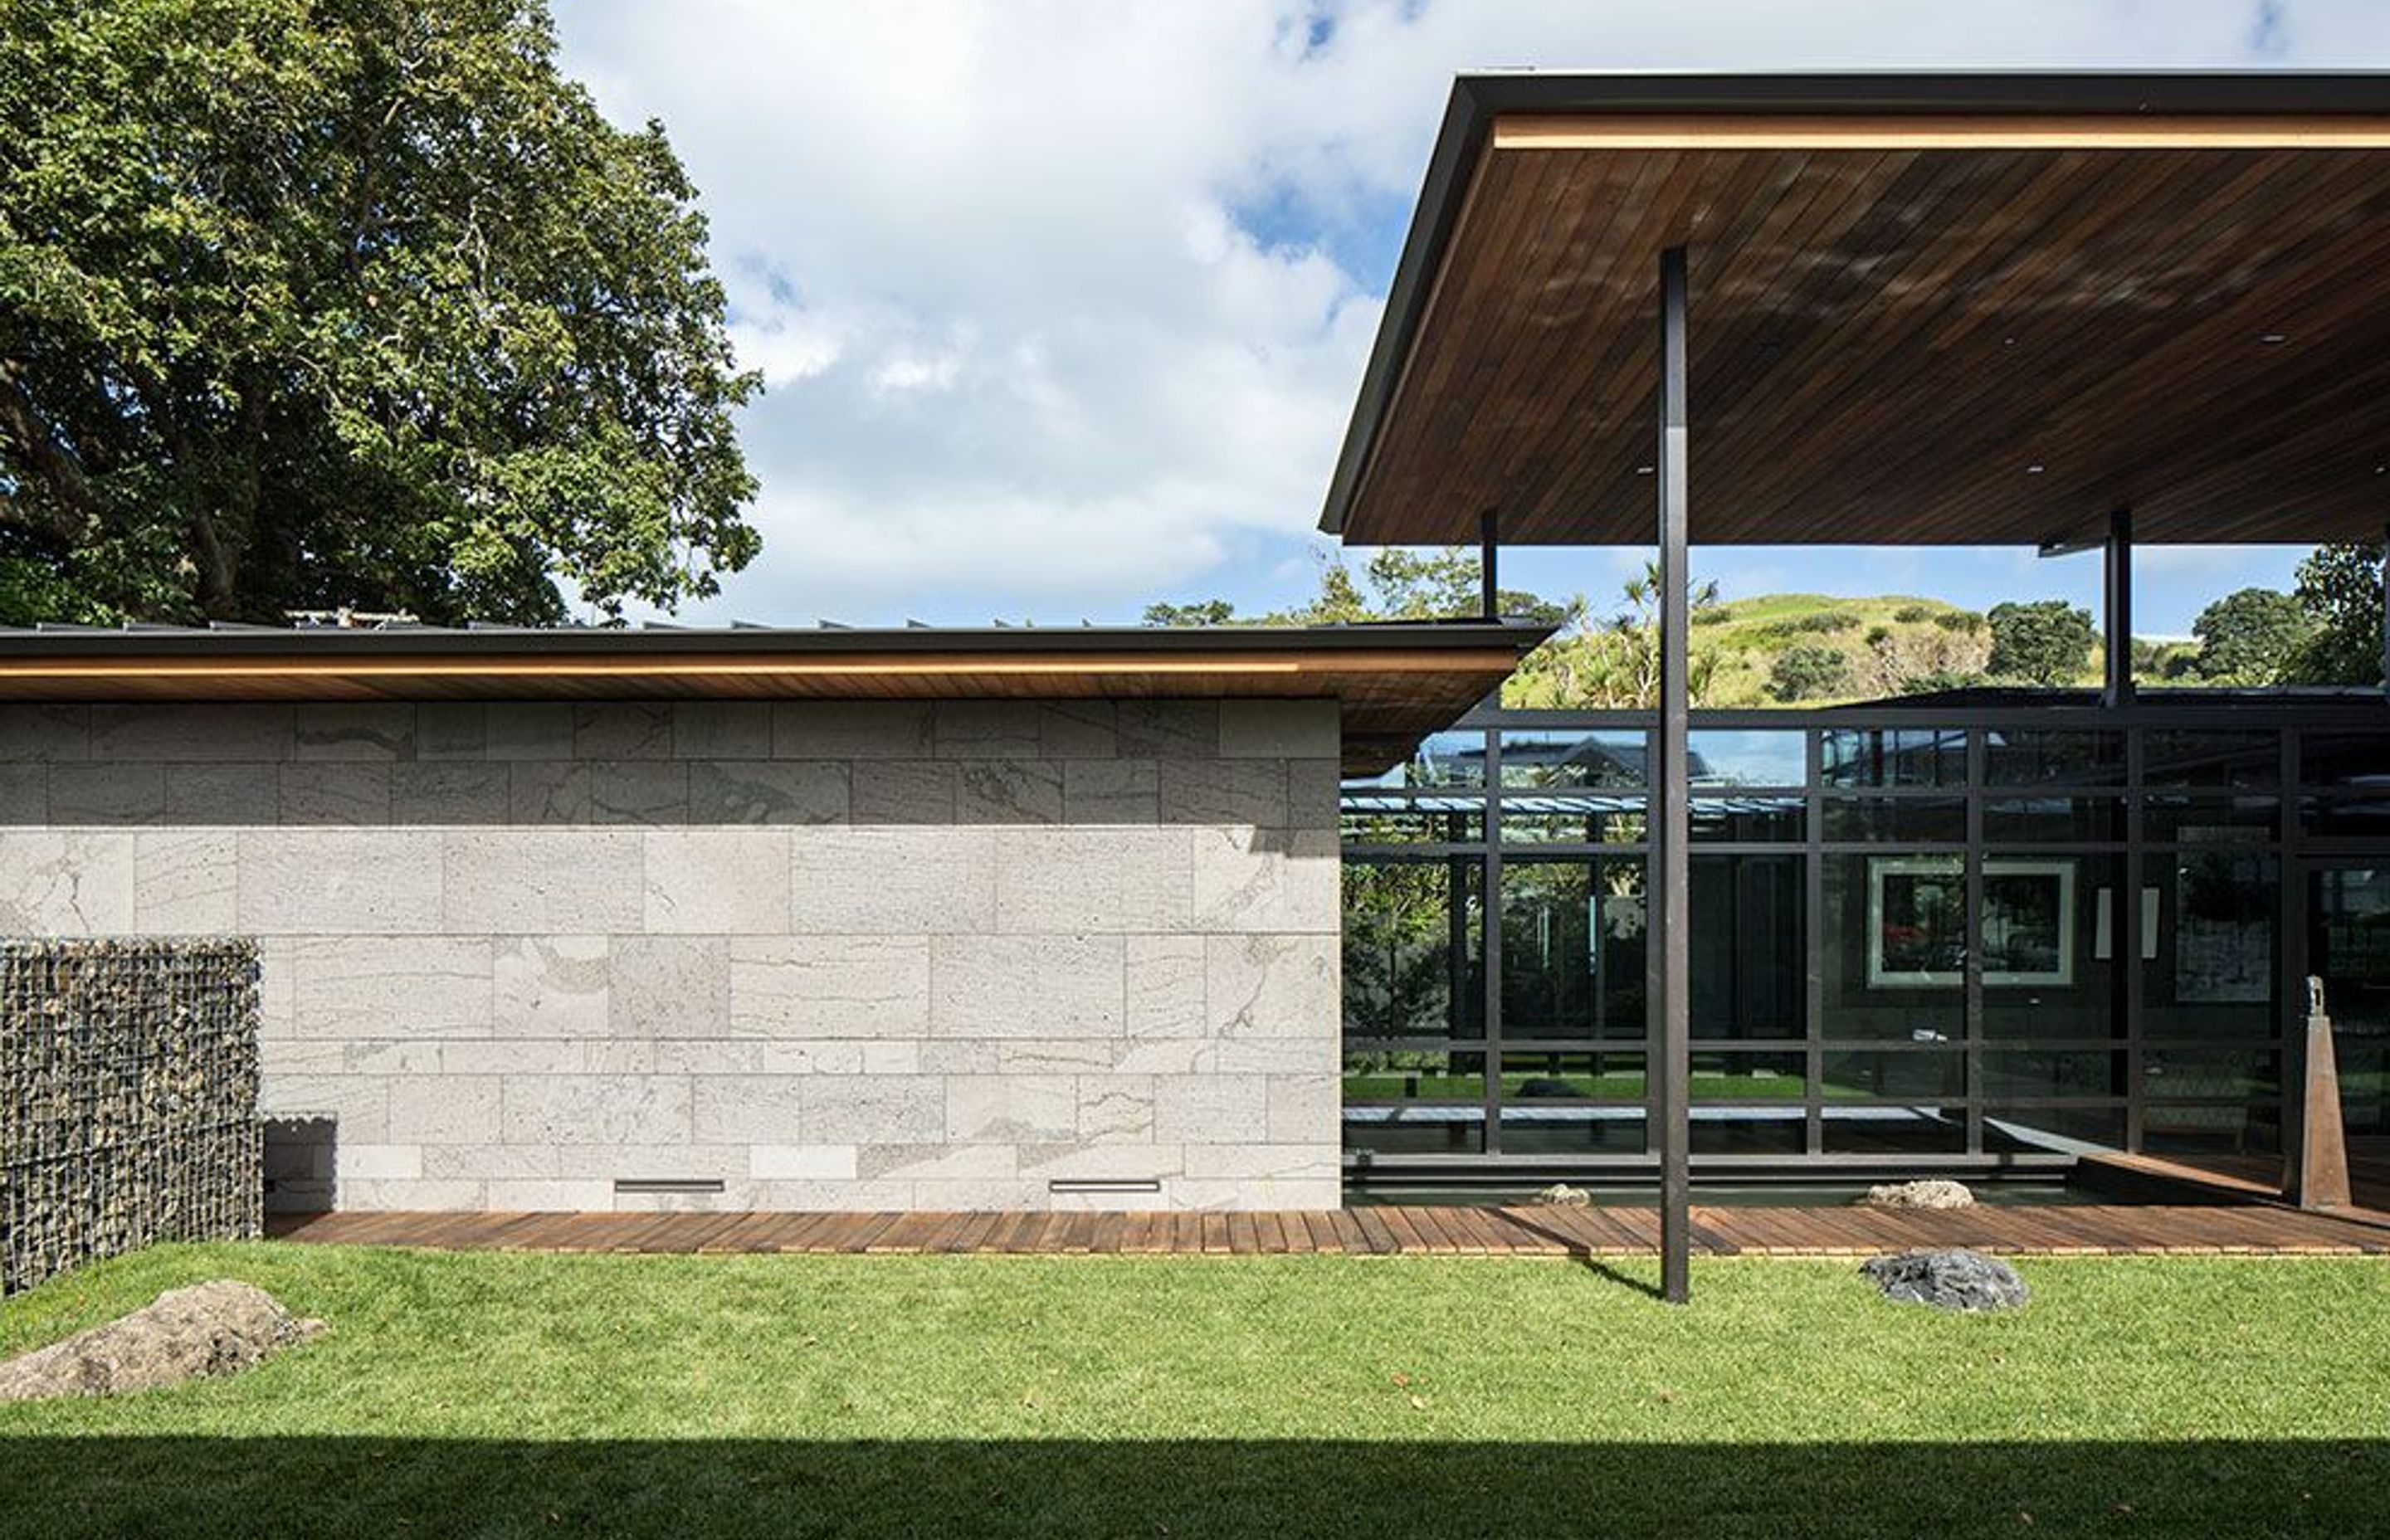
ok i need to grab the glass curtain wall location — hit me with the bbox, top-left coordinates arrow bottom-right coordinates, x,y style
1342,705 -> 2390,1177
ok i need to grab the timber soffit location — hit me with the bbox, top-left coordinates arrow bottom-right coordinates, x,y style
1320,70 -> 2390,549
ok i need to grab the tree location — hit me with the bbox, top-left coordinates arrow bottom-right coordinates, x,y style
1142,599 -> 1236,627
1985,600 -> 2095,685
0,0 -> 759,625
1766,644 -> 1849,703
2284,543 -> 2385,685
2190,587 -> 2315,685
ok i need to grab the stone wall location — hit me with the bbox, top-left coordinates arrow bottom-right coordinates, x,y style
0,699 -> 1341,1211
2,939 -> 261,1294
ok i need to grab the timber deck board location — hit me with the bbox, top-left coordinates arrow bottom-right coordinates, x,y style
268,1201 -> 2390,1257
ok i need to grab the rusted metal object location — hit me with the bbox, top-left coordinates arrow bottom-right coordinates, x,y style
2289,976 -> 2353,1211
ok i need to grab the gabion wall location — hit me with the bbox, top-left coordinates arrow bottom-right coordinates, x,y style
2,939 -> 261,1295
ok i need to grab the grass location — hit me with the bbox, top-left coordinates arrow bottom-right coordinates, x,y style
3,1242 -> 2387,1538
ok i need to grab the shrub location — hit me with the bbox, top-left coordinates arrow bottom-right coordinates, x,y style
1768,645 -> 1851,703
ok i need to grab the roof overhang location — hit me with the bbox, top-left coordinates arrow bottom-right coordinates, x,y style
0,622 -> 1550,776
1324,71 -> 2390,548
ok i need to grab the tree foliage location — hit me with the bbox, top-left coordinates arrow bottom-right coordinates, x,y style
1766,644 -> 1850,703
2190,587 -> 2317,685
0,0 -> 759,624
2283,543 -> 2385,685
1985,600 -> 2095,686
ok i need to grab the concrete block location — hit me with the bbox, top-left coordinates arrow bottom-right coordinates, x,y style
424,1144 -> 563,1181
930,935 -> 1124,1037
1179,1143 -> 1339,1182
164,763 -> 278,824
392,763 -> 512,825
1061,759 -> 1158,823
1212,1039 -> 1338,1075
690,1075 -> 807,1143
645,829 -> 790,933
772,701 -> 934,759
861,1041 -> 921,1075
492,935 -> 612,1037
295,704 -> 417,762
239,830 -> 443,933
501,1075 -> 694,1145
1205,933 -> 1338,1038
787,827 -> 997,934
1191,826 -> 1339,934
340,1177 -> 485,1211
1285,758 -> 1343,823
1109,1040 -> 1214,1075
441,830 -> 643,933
1076,1075 -> 1156,1144
1159,759 -> 1287,826
910,1177 -> 1046,1210
416,704 -> 488,760
858,1143 -> 1019,1182
1016,1143 -> 1183,1182
1154,1075 -> 1271,1144
337,1143 -> 423,1181
590,762 -> 689,825
0,705 -> 89,762
687,760 -> 849,825
256,1073 -> 390,1141
750,1179 -> 914,1211
729,935 -> 932,1038
574,704 -> 673,760
995,1040 -> 1116,1074
508,761 -> 592,823
484,704 -> 574,761
1218,700 -> 1339,760
0,763 -> 44,825
439,1040 -> 656,1076
1038,701 -> 1118,758
91,704 -> 293,762
671,702 -> 773,760
132,831 -> 237,932
955,760 -> 1064,824
609,935 -> 730,1038
488,1179 -> 616,1211
1266,1074 -> 1340,1144
588,1144 -> 751,1181
277,763 -> 393,825
0,831 -> 135,933
945,1076 -> 1078,1142
993,827 -> 1190,933
1117,700 -> 1218,758
48,763 -> 164,824
750,1143 -> 858,1181
934,701 -> 1042,758
290,937 -> 493,1038
849,761 -> 957,823
801,1075 -> 945,1143
1124,934 -> 1207,1037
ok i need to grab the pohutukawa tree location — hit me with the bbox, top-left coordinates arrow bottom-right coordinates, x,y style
0,0 -> 760,625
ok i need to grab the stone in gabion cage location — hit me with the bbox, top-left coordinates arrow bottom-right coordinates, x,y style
2,940 -> 262,1295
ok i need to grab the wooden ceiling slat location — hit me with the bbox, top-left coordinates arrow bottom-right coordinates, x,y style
1340,124 -> 2390,548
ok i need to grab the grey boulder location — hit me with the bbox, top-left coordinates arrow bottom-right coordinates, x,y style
1861,1179 -> 1975,1210
0,1279 -> 323,1402
1861,1249 -> 2030,1312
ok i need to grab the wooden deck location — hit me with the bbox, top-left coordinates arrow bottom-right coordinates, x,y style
267,1199 -> 2390,1259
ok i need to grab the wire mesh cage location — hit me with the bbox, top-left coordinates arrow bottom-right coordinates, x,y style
1,939 -> 261,1294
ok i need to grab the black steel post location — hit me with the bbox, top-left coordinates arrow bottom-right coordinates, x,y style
1655,246 -> 1693,1304
1480,509 -> 1500,621
2378,525 -> 2388,694
2104,507 -> 2134,709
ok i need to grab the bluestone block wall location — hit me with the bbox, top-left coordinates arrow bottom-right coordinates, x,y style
0,699 -> 1342,1211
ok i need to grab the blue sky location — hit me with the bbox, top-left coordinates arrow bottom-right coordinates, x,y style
558,2 -> 2390,637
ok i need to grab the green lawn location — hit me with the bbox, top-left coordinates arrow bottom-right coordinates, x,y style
3,1242 -> 2387,1538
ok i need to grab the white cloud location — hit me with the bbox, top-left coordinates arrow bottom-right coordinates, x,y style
557,1 -> 2390,625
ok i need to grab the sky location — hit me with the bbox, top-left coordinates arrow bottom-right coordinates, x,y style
556,1 -> 2390,638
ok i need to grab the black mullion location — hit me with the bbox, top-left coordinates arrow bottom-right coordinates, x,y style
2123,724 -> 2146,1151
1964,728 -> 1986,1156
1805,724 -> 1825,1157
1482,728 -> 1504,1158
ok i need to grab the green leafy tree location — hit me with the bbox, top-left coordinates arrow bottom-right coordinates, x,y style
1766,644 -> 1850,703
0,0 -> 759,624
2285,543 -> 2385,685
2190,587 -> 2316,685
1142,599 -> 1236,627
1986,600 -> 2095,685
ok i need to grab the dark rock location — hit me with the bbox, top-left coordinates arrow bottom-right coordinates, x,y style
1516,1078 -> 1577,1099
1861,1249 -> 2030,1312
0,1280 -> 323,1401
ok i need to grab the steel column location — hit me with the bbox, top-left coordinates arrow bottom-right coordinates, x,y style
2104,507 -> 2134,709
1654,246 -> 1693,1304
2378,524 -> 2388,694
1480,510 -> 1500,621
